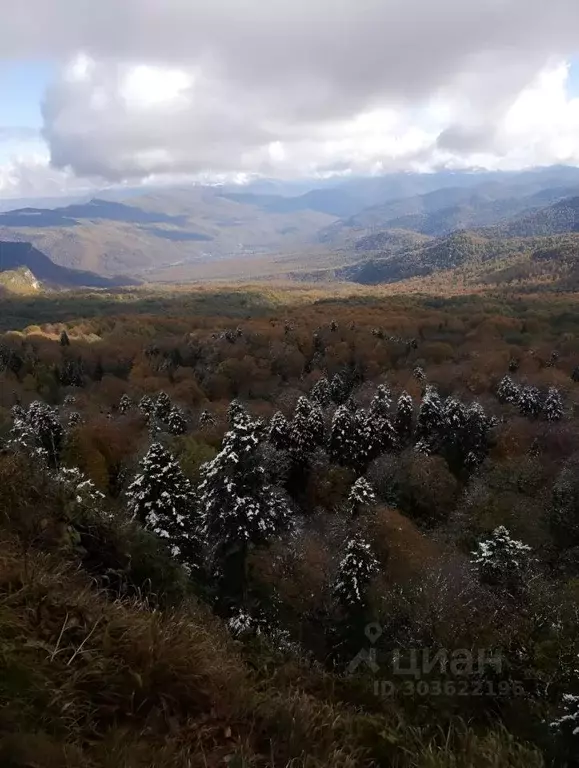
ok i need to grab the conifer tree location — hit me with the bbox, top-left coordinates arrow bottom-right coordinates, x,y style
518,385 -> 542,418
471,526 -> 532,593
311,376 -> 332,407
413,366 -> 426,383
154,391 -> 173,422
227,398 -> 248,426
329,405 -> 360,467
348,477 -> 377,517
367,385 -> 397,457
10,400 -> 63,467
333,534 -> 378,609
268,411 -> 291,451
167,406 -> 187,435
497,375 -> 520,405
543,387 -> 564,422
199,416 -> 291,607
330,373 -> 349,405
395,391 -> 414,444
199,409 -> 216,429
138,395 -> 155,421
416,386 -> 444,448
60,330 -> 70,347
118,394 -> 133,415
126,443 -> 200,574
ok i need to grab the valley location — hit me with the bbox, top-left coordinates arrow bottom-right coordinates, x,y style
3,166 -> 579,291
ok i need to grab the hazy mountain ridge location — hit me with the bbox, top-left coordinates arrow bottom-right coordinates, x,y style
2,166 -> 579,282
0,241 -> 138,288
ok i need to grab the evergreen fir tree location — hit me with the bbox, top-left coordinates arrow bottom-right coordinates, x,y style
60,330 -> 70,347
413,366 -> 426,383
118,394 -> 133,415
126,443 -> 200,574
333,534 -> 378,608
227,398 -> 248,426
471,526 -> 532,593
199,409 -> 216,429
167,406 -> 187,435
10,400 -> 63,467
68,411 -> 83,428
518,385 -> 542,418
330,319 -> 339,332
416,386 -> 444,448
571,366 -> 579,384
550,688 -> 579,755
199,416 -> 291,607
497,375 -> 520,404
348,477 -> 377,517
463,401 -> 492,469
369,385 -> 392,418
395,391 -> 414,444
268,411 -> 291,451
330,373 -> 349,405
543,387 -> 564,421
367,385 -> 397,457
57,466 -> 106,516
329,405 -> 361,468
311,377 -> 332,407
154,391 -> 173,422
290,396 -> 323,460
138,395 -> 155,420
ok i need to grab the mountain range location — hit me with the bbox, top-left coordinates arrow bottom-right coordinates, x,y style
3,165 -> 579,289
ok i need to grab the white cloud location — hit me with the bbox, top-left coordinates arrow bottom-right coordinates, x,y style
2,0 -> 579,195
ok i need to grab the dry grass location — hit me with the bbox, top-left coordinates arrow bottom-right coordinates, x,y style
0,528 -> 546,768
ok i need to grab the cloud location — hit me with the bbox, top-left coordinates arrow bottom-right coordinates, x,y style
2,0 -> 579,185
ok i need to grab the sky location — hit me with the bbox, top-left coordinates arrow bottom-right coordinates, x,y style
3,1 -> 579,199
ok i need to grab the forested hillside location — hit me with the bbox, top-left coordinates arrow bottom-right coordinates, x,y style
1,285 -> 578,766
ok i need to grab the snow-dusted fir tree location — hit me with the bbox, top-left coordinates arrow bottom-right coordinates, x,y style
67,411 -> 83,428
348,477 -> 377,517
333,534 -> 379,608
462,401 -> 493,469
330,319 -> 339,332
543,387 -> 564,422
154,391 -> 173,422
415,386 -> 444,449
290,396 -> 324,459
118,394 -> 133,415
330,373 -> 349,405
199,415 -> 292,604
310,376 -> 332,408
309,403 -> 325,446
62,394 -> 76,408
226,398 -> 248,426
329,405 -> 360,467
518,385 -> 543,418
10,401 -> 63,467
369,384 -> 392,417
199,409 -> 216,429
56,466 -> 106,518
367,385 -> 397,457
126,443 -> 200,574
413,366 -> 426,384
167,406 -> 187,435
138,395 -> 155,421
471,526 -> 532,593
268,410 -> 291,451
395,391 -> 414,444
497,375 -> 520,405
550,671 -> 579,755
